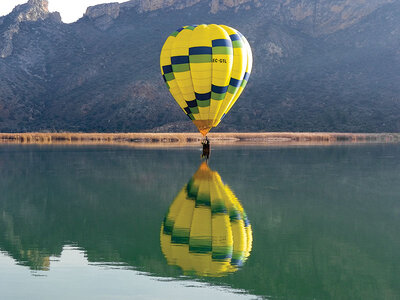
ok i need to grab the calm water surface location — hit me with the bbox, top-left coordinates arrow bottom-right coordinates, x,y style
0,144 -> 399,299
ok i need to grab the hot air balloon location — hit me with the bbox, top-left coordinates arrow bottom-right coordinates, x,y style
160,24 -> 253,136
160,162 -> 252,277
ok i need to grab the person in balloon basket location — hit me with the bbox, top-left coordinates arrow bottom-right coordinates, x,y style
202,136 -> 210,159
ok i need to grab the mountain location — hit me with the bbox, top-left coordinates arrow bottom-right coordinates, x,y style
0,0 -> 399,133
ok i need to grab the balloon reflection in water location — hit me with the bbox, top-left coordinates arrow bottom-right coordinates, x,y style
160,162 -> 252,277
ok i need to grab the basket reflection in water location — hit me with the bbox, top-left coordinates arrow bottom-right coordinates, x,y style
160,162 -> 252,277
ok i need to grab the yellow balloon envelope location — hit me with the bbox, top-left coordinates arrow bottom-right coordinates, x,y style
160,162 -> 253,277
160,24 -> 253,136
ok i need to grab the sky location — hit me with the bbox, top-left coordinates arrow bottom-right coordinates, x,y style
0,0 -> 128,23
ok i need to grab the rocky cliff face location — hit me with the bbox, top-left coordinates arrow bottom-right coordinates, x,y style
110,0 -> 394,35
268,0 -> 394,35
0,0 -> 399,133
85,3 -> 120,30
0,0 -> 60,58
12,0 -> 50,22
81,0 -> 394,35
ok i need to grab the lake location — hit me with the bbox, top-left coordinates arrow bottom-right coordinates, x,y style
0,144 -> 399,299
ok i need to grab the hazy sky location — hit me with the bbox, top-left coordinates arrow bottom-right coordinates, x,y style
0,0 -> 128,23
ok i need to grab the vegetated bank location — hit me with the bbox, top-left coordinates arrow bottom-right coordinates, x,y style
0,132 -> 399,147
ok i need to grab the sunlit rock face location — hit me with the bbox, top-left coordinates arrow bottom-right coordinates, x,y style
14,0 -> 50,22
85,3 -> 121,30
0,0 -> 60,58
278,0 -> 395,35
122,0 -> 203,12
121,0 -> 393,35
209,0 -> 395,35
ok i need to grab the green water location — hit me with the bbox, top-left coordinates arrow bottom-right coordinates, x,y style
0,144 -> 399,299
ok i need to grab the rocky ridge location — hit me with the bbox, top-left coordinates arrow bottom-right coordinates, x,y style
85,3 -> 121,30
0,0 -> 60,58
85,0 -> 394,35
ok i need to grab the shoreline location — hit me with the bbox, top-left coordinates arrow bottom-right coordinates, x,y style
0,132 -> 399,147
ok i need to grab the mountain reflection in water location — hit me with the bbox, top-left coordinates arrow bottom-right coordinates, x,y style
161,162 -> 252,277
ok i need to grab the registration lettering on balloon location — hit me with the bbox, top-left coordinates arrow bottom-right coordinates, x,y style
212,58 -> 228,63
160,24 -> 253,136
